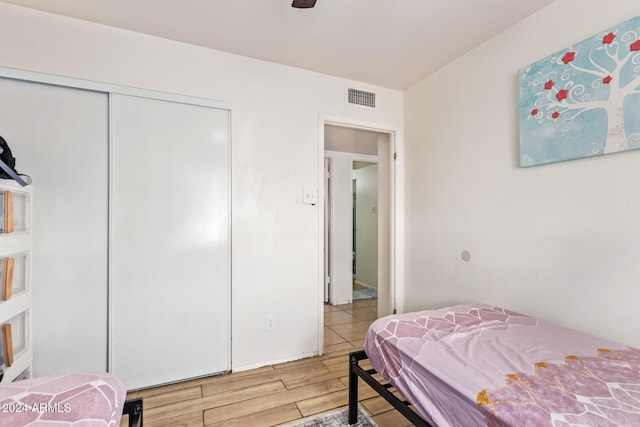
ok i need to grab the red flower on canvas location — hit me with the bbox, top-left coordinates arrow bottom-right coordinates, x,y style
556,89 -> 568,101
544,80 -> 554,90
631,40 -> 640,51
603,32 -> 616,44
603,75 -> 613,84
552,111 -> 560,119
531,108 -> 538,116
561,51 -> 576,64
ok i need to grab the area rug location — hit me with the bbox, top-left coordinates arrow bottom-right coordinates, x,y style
353,288 -> 377,300
285,406 -> 377,427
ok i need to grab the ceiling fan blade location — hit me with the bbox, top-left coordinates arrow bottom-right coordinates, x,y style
292,0 -> 317,8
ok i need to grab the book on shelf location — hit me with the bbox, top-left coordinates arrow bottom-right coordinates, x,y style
1,323 -> 12,367
3,191 -> 13,233
2,257 -> 15,301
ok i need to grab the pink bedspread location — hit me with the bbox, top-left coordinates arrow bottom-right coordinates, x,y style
364,304 -> 636,427
0,373 -> 126,426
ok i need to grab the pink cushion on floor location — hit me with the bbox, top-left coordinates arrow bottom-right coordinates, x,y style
0,373 -> 126,426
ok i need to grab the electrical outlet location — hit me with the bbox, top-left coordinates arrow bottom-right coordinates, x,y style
302,189 -> 318,205
266,316 -> 275,330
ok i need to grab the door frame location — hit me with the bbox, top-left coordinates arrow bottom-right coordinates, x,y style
324,157 -> 331,303
317,114 -> 403,353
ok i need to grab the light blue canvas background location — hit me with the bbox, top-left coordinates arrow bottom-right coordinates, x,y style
519,16 -> 640,167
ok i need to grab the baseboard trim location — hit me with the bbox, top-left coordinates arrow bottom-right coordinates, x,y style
232,351 -> 319,373
354,280 -> 376,290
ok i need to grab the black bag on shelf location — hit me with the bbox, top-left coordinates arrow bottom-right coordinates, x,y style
0,136 -> 30,186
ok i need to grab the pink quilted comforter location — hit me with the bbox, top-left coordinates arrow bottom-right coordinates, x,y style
364,304 -> 639,427
0,373 -> 126,426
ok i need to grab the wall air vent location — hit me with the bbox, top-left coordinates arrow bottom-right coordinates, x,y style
347,88 -> 376,108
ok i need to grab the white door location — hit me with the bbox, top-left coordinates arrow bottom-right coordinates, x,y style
0,77 -> 109,376
110,94 -> 230,389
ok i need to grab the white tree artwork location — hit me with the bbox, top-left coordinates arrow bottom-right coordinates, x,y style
519,16 -> 640,167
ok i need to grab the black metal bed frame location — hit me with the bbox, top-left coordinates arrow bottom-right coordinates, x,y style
123,398 -> 143,427
348,350 -> 432,426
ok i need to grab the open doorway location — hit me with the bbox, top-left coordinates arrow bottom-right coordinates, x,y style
352,160 -> 378,301
322,123 -> 393,318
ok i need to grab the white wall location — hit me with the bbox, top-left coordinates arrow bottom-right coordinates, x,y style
0,3 -> 403,370
404,0 -> 640,348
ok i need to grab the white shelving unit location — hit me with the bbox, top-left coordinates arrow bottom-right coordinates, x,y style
0,180 -> 32,383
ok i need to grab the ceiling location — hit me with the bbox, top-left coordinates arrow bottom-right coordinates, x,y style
1,0 -> 555,90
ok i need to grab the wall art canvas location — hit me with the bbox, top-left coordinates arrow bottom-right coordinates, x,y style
519,16 -> 640,167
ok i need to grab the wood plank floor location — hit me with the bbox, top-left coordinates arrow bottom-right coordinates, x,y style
121,298 -> 413,427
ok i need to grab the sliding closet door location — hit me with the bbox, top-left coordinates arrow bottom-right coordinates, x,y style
110,94 -> 230,389
0,77 -> 109,376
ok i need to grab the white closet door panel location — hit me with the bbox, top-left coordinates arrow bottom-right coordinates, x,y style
110,94 -> 230,389
0,77 -> 109,376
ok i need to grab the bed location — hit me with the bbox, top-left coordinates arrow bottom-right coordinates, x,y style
348,303 -> 640,426
0,373 -> 142,426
